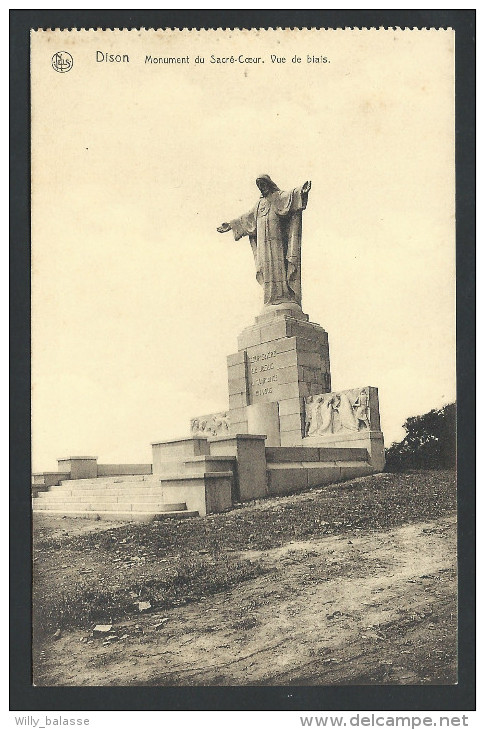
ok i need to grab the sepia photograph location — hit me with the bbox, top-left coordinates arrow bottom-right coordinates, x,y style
27,24 -> 461,691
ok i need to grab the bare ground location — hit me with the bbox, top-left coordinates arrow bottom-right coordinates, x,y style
32,471 -> 457,686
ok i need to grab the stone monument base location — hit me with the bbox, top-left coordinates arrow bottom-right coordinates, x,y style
33,435 -> 380,520
33,307 -> 386,521
227,309 -> 331,446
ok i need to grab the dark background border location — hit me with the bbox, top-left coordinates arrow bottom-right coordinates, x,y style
10,8 -> 476,712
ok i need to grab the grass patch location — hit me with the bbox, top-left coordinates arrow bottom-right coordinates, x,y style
33,553 -> 268,638
33,470 -> 456,639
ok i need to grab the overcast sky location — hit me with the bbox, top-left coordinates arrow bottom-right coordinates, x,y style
31,29 -> 455,471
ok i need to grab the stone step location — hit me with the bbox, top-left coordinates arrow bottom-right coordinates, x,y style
265,446 -> 368,463
32,509 -> 199,522
60,475 -> 159,487
33,500 -> 186,512
34,494 -> 186,509
36,486 -> 171,498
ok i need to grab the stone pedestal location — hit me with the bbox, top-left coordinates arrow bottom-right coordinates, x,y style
247,402 -> 280,446
57,456 -> 98,480
209,434 -> 267,501
227,307 -> 331,446
151,437 -> 210,474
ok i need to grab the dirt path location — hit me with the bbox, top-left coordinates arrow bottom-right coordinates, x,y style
35,515 -> 456,686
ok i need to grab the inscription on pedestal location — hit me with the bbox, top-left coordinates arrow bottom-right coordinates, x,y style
248,348 -> 280,397
246,344 -> 296,402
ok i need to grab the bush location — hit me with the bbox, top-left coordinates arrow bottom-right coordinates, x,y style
385,403 -> 456,471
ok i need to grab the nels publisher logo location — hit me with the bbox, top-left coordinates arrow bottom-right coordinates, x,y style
52,51 -> 73,73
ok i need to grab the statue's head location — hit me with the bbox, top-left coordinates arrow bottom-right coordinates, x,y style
256,174 -> 279,197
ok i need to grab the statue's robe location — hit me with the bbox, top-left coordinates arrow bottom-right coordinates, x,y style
229,185 -> 309,306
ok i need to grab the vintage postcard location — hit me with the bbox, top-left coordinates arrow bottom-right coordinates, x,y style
30,26 -> 458,689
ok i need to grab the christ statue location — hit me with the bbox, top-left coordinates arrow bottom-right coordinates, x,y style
217,175 -> 311,307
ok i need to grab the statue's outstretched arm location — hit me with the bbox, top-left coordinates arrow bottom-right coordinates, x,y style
218,206 -> 257,241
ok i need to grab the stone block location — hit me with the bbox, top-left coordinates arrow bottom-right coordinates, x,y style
245,343 -> 296,369
150,459 -> 186,476
158,477 -> 208,516
368,387 -> 381,431
227,351 -> 246,367
229,392 -> 249,409
259,319 -> 292,344
247,402 -> 280,446
162,471 -> 235,512
152,438 -> 210,474
306,465 -> 342,487
273,336 -> 298,354
32,471 -> 70,488
298,382 -> 311,398
297,365 -> 309,382
297,351 -> 324,369
273,349 -> 299,369
227,362 -> 247,380
270,365 -> 299,386
266,447 -> 320,462
319,447 -> 368,462
230,421 -> 249,435
266,466 -> 308,495
304,431 -> 385,471
279,430 -> 304,446
278,397 -> 303,416
183,456 -> 236,475
279,412 -> 303,434
57,457 -> 98,480
209,435 -> 267,502
96,464 -> 152,477
294,336 -> 326,352
205,476 -> 234,513
255,303 -> 309,324
228,406 -> 247,422
339,464 -> 374,482
228,376 -> 249,396
234,436 -> 267,500
237,326 -> 262,350
289,320 -> 328,341
273,382 -> 302,401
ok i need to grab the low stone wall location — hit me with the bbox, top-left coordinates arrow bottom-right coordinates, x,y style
32,471 -> 70,488
96,464 -> 152,477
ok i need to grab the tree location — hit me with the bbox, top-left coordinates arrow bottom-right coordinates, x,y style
385,402 -> 456,471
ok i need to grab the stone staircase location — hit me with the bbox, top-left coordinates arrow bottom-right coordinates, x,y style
32,474 -> 200,522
